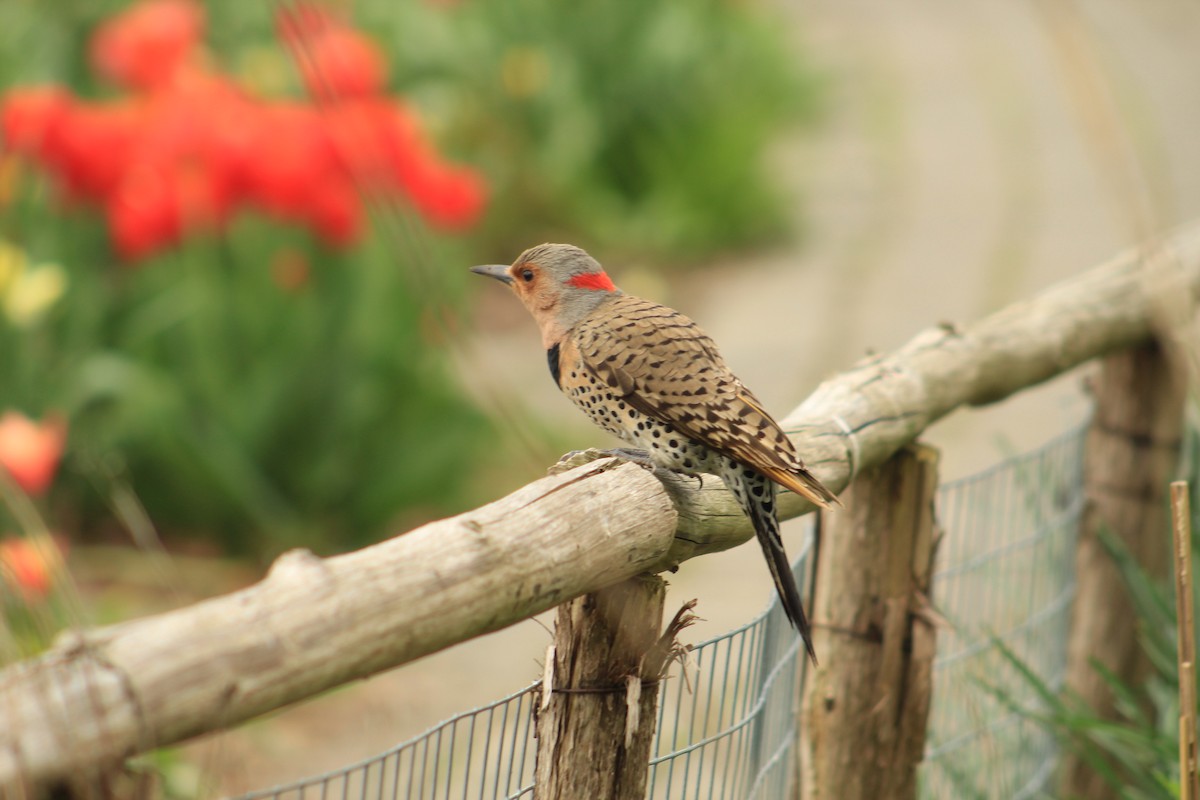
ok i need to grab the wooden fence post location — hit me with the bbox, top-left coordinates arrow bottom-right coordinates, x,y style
799,443 -> 940,799
1061,342 -> 1185,798
533,574 -> 671,800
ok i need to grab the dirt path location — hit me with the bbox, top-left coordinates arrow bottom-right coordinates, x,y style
193,2 -> 1200,793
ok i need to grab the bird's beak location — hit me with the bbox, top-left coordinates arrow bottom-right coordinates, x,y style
470,264 -> 514,285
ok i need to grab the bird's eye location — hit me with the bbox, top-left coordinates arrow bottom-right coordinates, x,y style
521,269 -> 534,283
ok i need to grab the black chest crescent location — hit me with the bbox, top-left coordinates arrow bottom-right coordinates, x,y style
546,343 -> 562,388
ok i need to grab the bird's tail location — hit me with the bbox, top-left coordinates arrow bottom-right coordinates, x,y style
761,464 -> 841,510
720,460 -> 818,665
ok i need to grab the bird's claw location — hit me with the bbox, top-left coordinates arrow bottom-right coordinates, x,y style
549,447 -> 655,475
604,447 -> 656,470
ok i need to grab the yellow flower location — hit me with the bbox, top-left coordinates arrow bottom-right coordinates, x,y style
5,263 -> 67,328
0,240 -> 26,295
0,240 -> 67,328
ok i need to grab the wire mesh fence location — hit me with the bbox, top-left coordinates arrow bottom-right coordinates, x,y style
235,426 -> 1087,800
236,684 -> 541,800
922,426 -> 1085,799
646,557 -> 812,799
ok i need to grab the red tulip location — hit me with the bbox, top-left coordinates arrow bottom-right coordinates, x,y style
278,3 -> 386,100
242,103 -> 335,218
297,27 -> 387,101
0,86 -> 71,159
181,77 -> 258,203
307,172 -> 363,245
0,412 -> 66,496
107,168 -> 177,261
376,106 -> 439,195
138,82 -> 206,164
0,0 -> 488,259
107,159 -> 230,260
411,159 -> 487,230
90,0 -> 205,92
0,537 -> 66,601
324,99 -> 405,187
44,101 -> 146,201
138,79 -> 242,212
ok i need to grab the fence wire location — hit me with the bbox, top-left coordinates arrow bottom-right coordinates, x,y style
922,426 -> 1085,799
234,426 -> 1086,800
235,683 -> 540,800
646,546 -> 813,799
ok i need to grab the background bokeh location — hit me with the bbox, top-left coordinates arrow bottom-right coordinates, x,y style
0,0 -> 812,556
2,0 -> 1200,794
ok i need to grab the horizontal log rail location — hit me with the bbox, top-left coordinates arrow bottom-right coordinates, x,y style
3,225 -> 1200,786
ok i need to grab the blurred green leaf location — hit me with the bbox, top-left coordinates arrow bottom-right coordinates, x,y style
977,506 -> 1200,799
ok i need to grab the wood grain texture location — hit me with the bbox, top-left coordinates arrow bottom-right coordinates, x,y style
1060,343 -> 1185,798
2,226 -> 1199,786
799,444 -> 940,799
533,576 -> 665,800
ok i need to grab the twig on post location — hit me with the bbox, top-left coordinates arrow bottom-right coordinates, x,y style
1171,481 -> 1199,800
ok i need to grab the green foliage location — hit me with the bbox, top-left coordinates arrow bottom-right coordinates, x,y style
2,192 -> 491,553
359,0 -> 819,260
0,0 -> 497,555
981,482 -> 1200,799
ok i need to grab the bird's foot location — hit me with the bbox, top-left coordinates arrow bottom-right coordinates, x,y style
603,447 -> 657,470
549,447 -> 656,475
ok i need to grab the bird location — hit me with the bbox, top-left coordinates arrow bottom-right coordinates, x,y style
472,243 -> 839,663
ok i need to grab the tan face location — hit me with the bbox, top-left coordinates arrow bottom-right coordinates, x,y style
505,258 -> 559,313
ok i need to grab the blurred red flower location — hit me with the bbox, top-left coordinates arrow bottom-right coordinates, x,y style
44,101 -> 147,202
0,0 -> 487,260
278,4 -> 385,100
323,100 -> 484,228
107,160 -> 228,260
0,86 -> 71,160
162,74 -> 259,210
0,537 -> 64,601
107,164 -> 178,259
325,100 -> 427,191
90,0 -> 205,91
306,172 -> 363,246
297,27 -> 387,101
242,103 -> 336,218
418,163 -> 487,230
0,412 -> 66,496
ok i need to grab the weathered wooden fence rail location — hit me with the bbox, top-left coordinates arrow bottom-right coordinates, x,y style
2,226 -> 1200,788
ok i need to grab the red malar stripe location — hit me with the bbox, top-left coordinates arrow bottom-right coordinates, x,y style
568,271 -> 617,291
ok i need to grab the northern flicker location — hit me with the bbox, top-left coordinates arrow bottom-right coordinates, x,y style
472,243 -> 839,663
